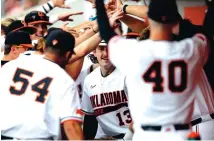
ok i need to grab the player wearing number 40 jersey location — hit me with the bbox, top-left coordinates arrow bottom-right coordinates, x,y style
0,30 -> 84,140
94,0 -> 209,140
81,41 -> 132,139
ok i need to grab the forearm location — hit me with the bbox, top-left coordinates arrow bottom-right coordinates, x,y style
63,120 -> 84,140
65,58 -> 84,80
72,21 -> 92,32
36,0 -> 54,14
96,0 -> 117,43
70,33 -> 101,63
125,5 -> 148,19
75,25 -> 98,46
121,15 -> 148,33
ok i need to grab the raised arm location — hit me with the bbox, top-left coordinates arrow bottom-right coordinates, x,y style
120,14 -> 148,33
116,0 -> 148,19
95,0 -> 117,43
37,0 -> 70,14
70,33 -> 101,63
124,5 -> 148,19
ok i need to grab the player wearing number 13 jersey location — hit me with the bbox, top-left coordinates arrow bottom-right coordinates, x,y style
0,30 -> 83,140
81,42 -> 132,138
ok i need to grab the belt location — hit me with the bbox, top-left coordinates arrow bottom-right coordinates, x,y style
191,113 -> 214,126
141,124 -> 190,131
1,135 -> 12,140
1,135 -> 53,140
112,133 -> 125,139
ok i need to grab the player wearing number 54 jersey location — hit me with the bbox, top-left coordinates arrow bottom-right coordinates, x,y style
0,30 -> 84,140
81,42 -> 132,139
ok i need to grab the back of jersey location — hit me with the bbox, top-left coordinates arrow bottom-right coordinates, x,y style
0,55 -> 79,139
109,34 -> 208,126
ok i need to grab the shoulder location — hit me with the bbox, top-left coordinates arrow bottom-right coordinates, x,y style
84,67 -> 100,85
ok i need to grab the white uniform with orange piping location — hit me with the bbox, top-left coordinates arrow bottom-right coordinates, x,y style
0,54 -> 83,140
108,34 -> 209,140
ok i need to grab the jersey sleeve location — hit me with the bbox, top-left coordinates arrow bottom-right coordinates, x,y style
192,34 -> 209,65
59,83 -> 83,124
108,36 -> 140,75
81,79 -> 94,115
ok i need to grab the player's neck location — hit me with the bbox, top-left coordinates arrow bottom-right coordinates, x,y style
43,53 -> 60,64
149,28 -> 172,41
100,66 -> 115,77
2,54 -> 13,61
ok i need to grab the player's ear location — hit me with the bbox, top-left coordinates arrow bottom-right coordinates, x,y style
93,49 -> 97,57
65,51 -> 72,60
11,46 -> 16,53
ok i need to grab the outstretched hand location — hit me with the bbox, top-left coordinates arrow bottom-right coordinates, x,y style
61,23 -> 79,38
58,11 -> 84,21
109,9 -> 124,28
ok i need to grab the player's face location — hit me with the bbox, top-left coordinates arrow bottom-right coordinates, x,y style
94,45 -> 112,68
33,23 -> 47,38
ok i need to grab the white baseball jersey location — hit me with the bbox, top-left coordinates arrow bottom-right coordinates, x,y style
0,54 -> 83,139
192,69 -> 214,120
75,56 -> 93,99
81,67 -> 131,136
108,34 -> 208,128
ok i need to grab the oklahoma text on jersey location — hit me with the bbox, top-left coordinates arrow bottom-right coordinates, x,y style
90,90 -> 128,116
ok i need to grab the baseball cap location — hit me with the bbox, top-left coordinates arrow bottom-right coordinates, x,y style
5,20 -> 37,35
5,31 -> 33,48
45,29 -> 75,53
147,0 -> 180,24
44,27 -> 61,39
25,11 -> 52,25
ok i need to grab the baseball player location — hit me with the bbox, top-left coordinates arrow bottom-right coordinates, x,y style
0,30 -> 83,140
81,41 -> 132,139
95,0 -> 209,140
1,31 -> 33,66
5,20 -> 37,35
25,11 -> 52,40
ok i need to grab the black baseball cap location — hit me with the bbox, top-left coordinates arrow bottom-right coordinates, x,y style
5,31 -> 33,48
5,20 -> 37,35
46,29 -> 75,53
147,0 -> 180,24
25,11 -> 52,25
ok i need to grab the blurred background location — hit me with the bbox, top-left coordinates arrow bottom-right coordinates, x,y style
1,0 -> 206,27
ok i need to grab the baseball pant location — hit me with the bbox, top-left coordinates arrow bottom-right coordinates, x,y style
133,124 -> 191,141
192,119 -> 214,140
